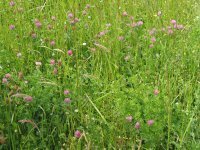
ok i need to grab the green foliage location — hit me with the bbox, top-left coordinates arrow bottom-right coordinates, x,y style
0,0 -> 199,149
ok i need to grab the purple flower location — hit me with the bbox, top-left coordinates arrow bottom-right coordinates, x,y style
135,122 -> 140,129
67,50 -> 73,56
154,89 -> 159,95
68,13 -> 73,19
149,28 -> 156,35
126,115 -> 133,122
64,98 -> 71,103
122,11 -> 128,16
9,1 -> 15,7
2,78 -> 8,84
151,37 -> 156,43
149,44 -> 154,48
130,16 -> 134,20
170,19 -> 176,25
31,33 -> 37,38
35,19 -> 42,28
9,25 -> 15,30
147,120 -> 154,126
74,18 -> 79,23
74,130 -> 82,138
5,73 -> 11,79
50,59 -> 55,65
50,40 -> 55,46
53,68 -> 58,75
85,4 -> 91,9
137,21 -> 143,26
24,96 -> 33,102
64,90 -> 69,95
118,36 -> 124,41
168,29 -> 173,35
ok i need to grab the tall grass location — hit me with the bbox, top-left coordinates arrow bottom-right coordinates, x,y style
0,0 -> 199,149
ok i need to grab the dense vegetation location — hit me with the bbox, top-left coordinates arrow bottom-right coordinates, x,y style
0,0 -> 199,149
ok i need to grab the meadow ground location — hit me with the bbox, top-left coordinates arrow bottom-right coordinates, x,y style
0,0 -> 200,149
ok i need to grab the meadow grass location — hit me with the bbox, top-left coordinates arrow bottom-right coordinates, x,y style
0,0 -> 200,149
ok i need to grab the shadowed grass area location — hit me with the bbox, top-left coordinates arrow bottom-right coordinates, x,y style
0,0 -> 199,149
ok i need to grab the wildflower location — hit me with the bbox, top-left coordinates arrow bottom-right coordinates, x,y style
74,109 -> 79,113
161,27 -> 165,32
67,50 -> 73,56
51,16 -> 56,21
106,23 -> 111,27
64,90 -> 69,95
118,36 -> 124,41
177,24 -> 184,30
130,16 -> 134,20
82,10 -> 87,15
82,43 -> 87,46
47,24 -> 53,30
74,18 -> 79,23
17,7 -> 23,12
9,1 -> 15,7
122,11 -> 128,16
126,115 -> 133,122
137,21 -> 143,26
64,98 -> 71,103
149,44 -> 154,48
68,13 -> 73,19
53,68 -> 58,75
2,78 -> 8,84
168,29 -> 173,35
99,31 -> 106,37
147,120 -> 154,126
124,55 -> 130,61
50,40 -> 55,46
131,22 -> 137,27
170,19 -> 176,25
74,130 -> 82,138
35,19 -> 42,28
50,59 -> 55,65
85,4 -> 90,9
151,37 -> 156,43
173,22 -> 178,27
135,122 -> 140,129
157,11 -> 162,16
24,96 -> 33,102
35,61 -> 42,66
31,33 -> 37,38
9,25 -> 15,30
154,89 -> 159,95
5,73 -> 11,79
70,20 -> 75,25
149,28 -> 156,36
17,52 -> 22,57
